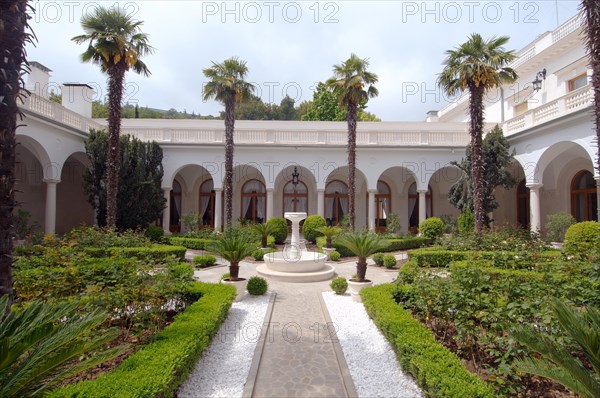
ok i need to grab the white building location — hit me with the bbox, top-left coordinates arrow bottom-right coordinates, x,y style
16,15 -> 599,235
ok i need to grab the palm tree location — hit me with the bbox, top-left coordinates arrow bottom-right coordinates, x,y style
0,0 -> 34,306
438,34 -> 517,234
316,225 -> 342,248
0,295 -> 127,397
208,230 -> 256,281
326,54 -> 378,230
511,298 -> 600,398
581,0 -> 600,221
335,231 -> 389,282
72,6 -> 153,228
203,58 -> 254,227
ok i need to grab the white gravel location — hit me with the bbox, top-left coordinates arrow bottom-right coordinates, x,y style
322,291 -> 423,398
178,292 -> 271,398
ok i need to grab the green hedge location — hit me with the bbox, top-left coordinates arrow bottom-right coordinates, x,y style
361,284 -> 495,398
165,236 -> 216,250
317,236 -> 430,258
408,248 -> 560,269
49,282 -> 235,398
85,244 -> 187,261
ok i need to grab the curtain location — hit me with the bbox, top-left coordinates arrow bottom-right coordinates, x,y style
200,195 -> 210,225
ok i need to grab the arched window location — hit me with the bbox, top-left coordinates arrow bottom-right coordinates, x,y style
325,180 -> 348,226
199,179 -> 215,228
516,179 -> 530,228
408,183 -> 432,232
242,179 -> 266,223
283,181 -> 308,213
170,180 -> 182,233
376,181 -> 391,232
571,170 -> 598,222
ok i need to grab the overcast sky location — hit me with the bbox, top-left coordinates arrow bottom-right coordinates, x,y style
26,1 -> 581,121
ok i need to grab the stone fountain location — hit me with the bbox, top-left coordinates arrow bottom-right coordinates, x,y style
257,212 -> 335,282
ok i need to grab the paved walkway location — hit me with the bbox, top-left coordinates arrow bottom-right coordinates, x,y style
192,252 -> 405,398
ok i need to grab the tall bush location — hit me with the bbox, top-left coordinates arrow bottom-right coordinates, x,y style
267,217 -> 288,244
302,215 -> 326,243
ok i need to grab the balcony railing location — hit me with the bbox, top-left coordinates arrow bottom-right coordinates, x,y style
503,85 -> 593,135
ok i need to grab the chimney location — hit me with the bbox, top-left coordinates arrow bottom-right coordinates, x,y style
426,110 -> 439,123
26,61 -> 56,98
60,83 -> 96,118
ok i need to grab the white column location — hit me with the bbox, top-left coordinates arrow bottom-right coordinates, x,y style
317,189 -> 325,217
528,183 -> 543,233
43,179 -> 59,235
418,189 -> 427,225
214,188 -> 223,232
162,188 -> 171,234
367,189 -> 376,231
266,188 -> 274,221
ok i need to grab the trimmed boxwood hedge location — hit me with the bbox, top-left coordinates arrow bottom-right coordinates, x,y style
85,244 -> 187,261
49,282 -> 235,398
165,236 -> 216,250
317,236 -> 431,257
361,284 -> 495,398
408,248 -> 560,269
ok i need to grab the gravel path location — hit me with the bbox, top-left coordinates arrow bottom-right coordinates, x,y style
178,292 -> 271,398
322,291 -> 423,398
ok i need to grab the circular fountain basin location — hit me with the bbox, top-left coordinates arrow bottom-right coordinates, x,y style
257,251 -> 335,282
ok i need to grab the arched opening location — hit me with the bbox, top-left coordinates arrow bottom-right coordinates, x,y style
170,180 -> 182,232
375,180 -> 391,232
242,179 -> 266,223
199,179 -> 215,228
516,179 -> 530,227
571,170 -> 598,222
408,183 -> 432,233
325,180 -> 348,226
283,181 -> 308,213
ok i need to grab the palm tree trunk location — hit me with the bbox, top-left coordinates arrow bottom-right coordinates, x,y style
0,0 -> 30,307
582,0 -> 600,221
356,257 -> 367,281
229,262 -> 240,280
468,84 -> 486,234
106,64 -> 126,228
224,98 -> 235,227
347,102 -> 358,230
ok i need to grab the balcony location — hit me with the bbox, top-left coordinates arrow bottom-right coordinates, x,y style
503,85 -> 594,135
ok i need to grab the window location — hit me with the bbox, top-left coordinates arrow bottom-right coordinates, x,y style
241,180 -> 266,223
170,180 -> 182,233
375,181 -> 391,232
514,101 -> 528,116
283,181 -> 308,213
516,179 -> 530,228
568,74 -> 588,92
199,179 -> 215,228
571,170 -> 598,222
325,180 -> 348,226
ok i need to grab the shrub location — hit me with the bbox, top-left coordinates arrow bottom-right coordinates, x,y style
361,284 -> 495,397
563,221 -> 600,261
220,273 -> 230,281
329,250 -> 341,261
386,213 -> 401,235
49,283 -> 235,398
193,254 -> 216,268
166,236 -> 216,250
545,212 -> 576,242
458,210 -> 474,235
418,217 -> 445,240
110,244 -> 187,261
247,276 -> 268,295
440,214 -> 458,234
302,215 -> 327,243
252,249 -> 265,261
144,226 -> 164,242
372,252 -> 385,266
330,277 -> 348,295
382,254 -> 397,269
267,217 -> 289,244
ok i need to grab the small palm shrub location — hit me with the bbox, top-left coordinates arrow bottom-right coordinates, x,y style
302,215 -> 326,243
419,217 -> 445,240
267,217 -> 288,244
372,252 -> 385,266
546,212 -> 576,242
252,222 -> 274,248
330,277 -> 348,295
247,276 -> 268,295
329,250 -> 341,261
193,254 -> 216,268
316,225 -> 342,248
383,254 -> 397,268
